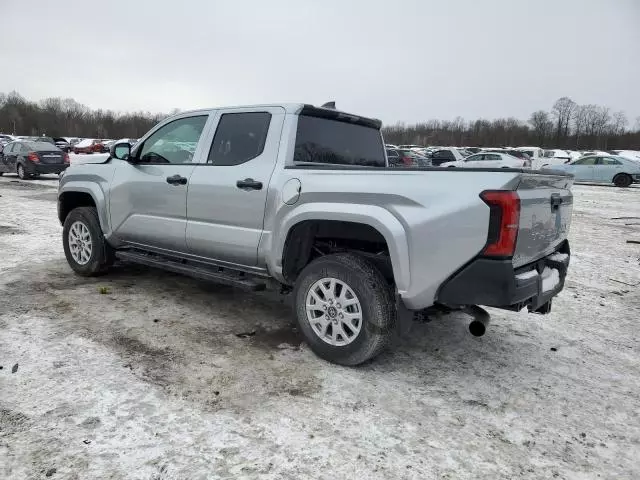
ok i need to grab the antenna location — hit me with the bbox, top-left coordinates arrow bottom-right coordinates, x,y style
321,101 -> 336,109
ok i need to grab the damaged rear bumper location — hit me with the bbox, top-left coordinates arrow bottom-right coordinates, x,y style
437,241 -> 570,313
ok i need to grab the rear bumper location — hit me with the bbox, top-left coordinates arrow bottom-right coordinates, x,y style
26,162 -> 68,175
437,241 -> 570,312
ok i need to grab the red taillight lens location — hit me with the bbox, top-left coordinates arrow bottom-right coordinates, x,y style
64,153 -> 70,163
27,152 -> 40,162
480,190 -> 520,257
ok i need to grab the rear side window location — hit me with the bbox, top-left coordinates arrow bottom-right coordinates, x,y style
294,115 -> 385,167
434,150 -> 455,160
208,112 -> 271,166
599,157 -> 621,165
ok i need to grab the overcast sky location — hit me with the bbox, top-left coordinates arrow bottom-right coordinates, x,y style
3,0 -> 639,125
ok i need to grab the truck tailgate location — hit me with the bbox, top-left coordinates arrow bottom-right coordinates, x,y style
513,173 -> 573,268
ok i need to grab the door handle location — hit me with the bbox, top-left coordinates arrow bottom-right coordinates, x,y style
166,174 -> 187,185
236,178 -> 263,190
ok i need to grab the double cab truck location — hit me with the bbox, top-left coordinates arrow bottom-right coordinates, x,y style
58,103 -> 573,365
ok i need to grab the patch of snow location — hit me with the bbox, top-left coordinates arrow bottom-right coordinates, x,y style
515,269 -> 538,280
541,267 -> 561,292
548,252 -> 569,262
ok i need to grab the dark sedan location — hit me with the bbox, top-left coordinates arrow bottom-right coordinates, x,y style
0,141 -> 70,179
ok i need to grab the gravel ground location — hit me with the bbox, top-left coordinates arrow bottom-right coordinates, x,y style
0,175 -> 639,480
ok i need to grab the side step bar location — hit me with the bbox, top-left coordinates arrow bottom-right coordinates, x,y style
115,250 -> 266,291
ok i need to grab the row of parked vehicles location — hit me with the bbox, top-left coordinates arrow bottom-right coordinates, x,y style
385,144 -> 640,187
0,135 -> 139,179
0,134 -> 140,155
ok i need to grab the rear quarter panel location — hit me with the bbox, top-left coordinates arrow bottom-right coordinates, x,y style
264,167 -> 527,309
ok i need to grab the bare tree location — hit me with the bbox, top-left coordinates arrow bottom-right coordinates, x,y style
529,110 -> 553,146
551,97 -> 576,146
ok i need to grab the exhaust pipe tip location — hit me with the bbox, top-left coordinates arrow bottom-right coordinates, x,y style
469,320 -> 487,337
464,305 -> 491,337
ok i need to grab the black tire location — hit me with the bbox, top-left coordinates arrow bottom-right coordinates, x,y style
613,173 -> 632,188
0,172 -> 3,176
293,253 -> 395,366
17,164 -> 28,180
63,206 -> 114,276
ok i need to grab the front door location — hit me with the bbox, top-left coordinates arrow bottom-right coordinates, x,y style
569,156 -> 596,182
185,107 -> 285,267
109,114 -> 211,253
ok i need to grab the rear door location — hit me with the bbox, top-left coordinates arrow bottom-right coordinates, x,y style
109,114 -> 211,253
185,107 -> 285,267
594,156 -> 623,182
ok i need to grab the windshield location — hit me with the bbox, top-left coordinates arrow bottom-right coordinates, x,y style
294,115 -> 385,167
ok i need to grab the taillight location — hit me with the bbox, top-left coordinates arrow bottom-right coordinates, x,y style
64,153 -> 70,164
27,152 -> 40,162
480,190 -> 520,257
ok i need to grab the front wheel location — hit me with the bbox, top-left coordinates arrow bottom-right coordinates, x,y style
63,206 -> 114,276
613,173 -> 632,188
293,253 -> 395,366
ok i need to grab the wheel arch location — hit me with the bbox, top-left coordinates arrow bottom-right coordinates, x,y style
58,184 -> 110,235
269,204 -> 411,293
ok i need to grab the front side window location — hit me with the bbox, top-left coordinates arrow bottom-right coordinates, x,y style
487,154 -> 502,161
208,112 -> 271,166
294,115 -> 385,167
466,154 -> 483,162
138,115 -> 208,164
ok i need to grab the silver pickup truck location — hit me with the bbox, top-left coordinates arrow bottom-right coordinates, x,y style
58,103 -> 573,365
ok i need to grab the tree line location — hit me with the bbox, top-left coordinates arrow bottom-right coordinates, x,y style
384,97 -> 640,150
1,91 -> 639,150
0,91 -> 164,139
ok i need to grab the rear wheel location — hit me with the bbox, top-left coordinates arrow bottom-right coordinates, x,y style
613,173 -> 632,188
17,164 -> 28,180
293,253 -> 395,366
63,206 -> 114,276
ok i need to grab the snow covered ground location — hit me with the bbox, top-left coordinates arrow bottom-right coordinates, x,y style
0,178 -> 639,479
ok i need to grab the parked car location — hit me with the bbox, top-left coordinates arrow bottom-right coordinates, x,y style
551,155 -> 640,187
18,135 -> 56,145
515,146 -> 565,169
0,140 -> 69,179
387,148 -> 416,167
0,134 -> 16,143
58,102 -> 573,365
608,150 -> 640,162
73,139 -> 104,154
484,149 -> 532,165
429,147 -> 465,166
441,152 -> 530,168
53,137 -> 72,152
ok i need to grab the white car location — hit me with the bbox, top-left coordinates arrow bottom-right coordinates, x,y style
609,150 -> 640,162
441,152 -> 530,169
516,146 -> 566,169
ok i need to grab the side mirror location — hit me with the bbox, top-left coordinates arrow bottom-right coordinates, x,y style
111,141 -> 131,161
